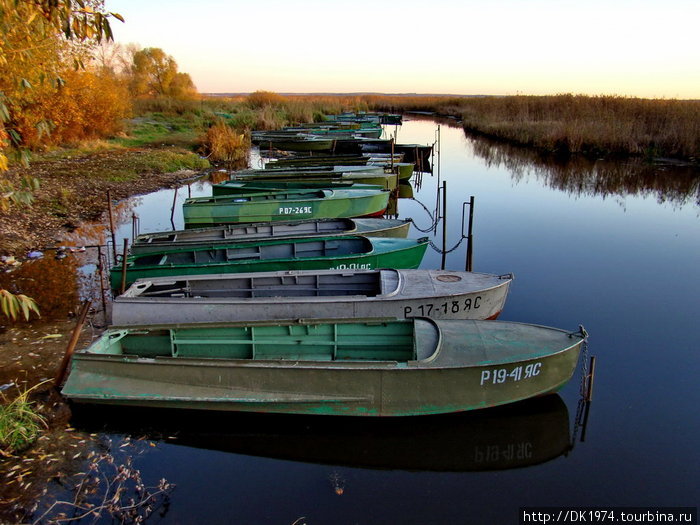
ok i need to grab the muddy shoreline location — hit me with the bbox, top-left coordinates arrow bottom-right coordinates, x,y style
0,150 -> 205,255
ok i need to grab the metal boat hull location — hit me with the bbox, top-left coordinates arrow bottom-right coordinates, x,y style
112,269 -> 512,325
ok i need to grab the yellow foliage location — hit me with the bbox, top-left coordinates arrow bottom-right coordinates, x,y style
0,289 -> 40,321
8,68 -> 131,149
246,91 -> 286,109
202,121 -> 250,165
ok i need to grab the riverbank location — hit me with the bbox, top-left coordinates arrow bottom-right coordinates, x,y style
0,146 -> 209,255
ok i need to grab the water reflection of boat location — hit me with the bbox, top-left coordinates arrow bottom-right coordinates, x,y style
398,181 -> 414,199
71,394 -> 570,472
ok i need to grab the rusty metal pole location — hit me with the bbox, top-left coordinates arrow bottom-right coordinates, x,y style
96,245 -> 108,325
54,300 -> 91,386
465,196 -> 475,272
441,181 -> 447,270
107,190 -> 117,264
390,138 -> 394,170
131,213 -> 138,241
586,356 -> 596,402
170,187 -> 178,225
120,238 -> 129,295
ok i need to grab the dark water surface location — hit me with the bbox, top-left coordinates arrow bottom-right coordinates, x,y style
67,118 -> 699,524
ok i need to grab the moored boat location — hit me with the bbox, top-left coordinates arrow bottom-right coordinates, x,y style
61,318 -> 588,416
109,235 -> 429,291
182,187 -> 390,227
225,170 -> 399,190
112,269 -> 513,324
131,218 -> 411,254
254,135 -> 335,152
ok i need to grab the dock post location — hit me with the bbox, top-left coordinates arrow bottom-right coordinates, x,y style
390,138 -> 394,170
170,187 -> 179,225
441,181 -> 447,270
107,190 -> 117,264
465,196 -> 474,272
131,213 -> 139,241
54,300 -> 91,386
96,245 -> 108,325
586,356 -> 596,402
120,238 -> 129,295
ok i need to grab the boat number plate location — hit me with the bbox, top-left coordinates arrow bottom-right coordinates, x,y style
480,362 -> 541,386
403,297 -> 481,318
278,206 -> 312,215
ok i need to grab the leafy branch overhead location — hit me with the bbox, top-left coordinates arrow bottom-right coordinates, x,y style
0,0 -> 124,174
0,288 -> 40,321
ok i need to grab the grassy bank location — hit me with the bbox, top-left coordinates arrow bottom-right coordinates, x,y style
365,94 -> 700,160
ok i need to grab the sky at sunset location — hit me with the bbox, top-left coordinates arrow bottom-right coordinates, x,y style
108,0 -> 699,99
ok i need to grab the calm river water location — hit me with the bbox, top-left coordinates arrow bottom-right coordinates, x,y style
64,117 -> 699,524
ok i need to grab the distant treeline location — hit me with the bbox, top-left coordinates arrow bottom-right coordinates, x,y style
362,94 -> 700,160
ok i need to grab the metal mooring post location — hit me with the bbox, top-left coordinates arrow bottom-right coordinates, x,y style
441,181 -> 447,270
107,190 -> 117,264
120,238 -> 129,295
96,245 -> 108,325
131,213 -> 139,241
390,138 -> 395,170
586,356 -> 597,402
170,187 -> 179,225
465,196 -> 475,272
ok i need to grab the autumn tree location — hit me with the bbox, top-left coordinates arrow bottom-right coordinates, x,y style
0,0 -> 124,169
129,47 -> 197,99
0,0 -> 122,319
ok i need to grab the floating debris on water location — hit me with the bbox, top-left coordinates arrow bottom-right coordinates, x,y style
329,470 -> 346,496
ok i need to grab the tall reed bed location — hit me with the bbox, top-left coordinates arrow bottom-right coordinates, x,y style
366,94 -> 700,159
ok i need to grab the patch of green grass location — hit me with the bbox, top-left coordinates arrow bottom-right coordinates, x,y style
42,149 -> 210,182
128,149 -> 210,173
112,113 -> 204,149
0,383 -> 48,454
33,140 -> 126,162
96,150 -> 210,182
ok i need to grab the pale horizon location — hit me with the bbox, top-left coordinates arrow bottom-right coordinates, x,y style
108,0 -> 700,100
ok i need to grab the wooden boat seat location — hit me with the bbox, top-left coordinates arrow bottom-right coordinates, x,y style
194,250 -> 226,263
225,249 -> 261,260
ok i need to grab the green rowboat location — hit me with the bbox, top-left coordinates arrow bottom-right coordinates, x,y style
61,318 -> 587,416
220,170 -> 398,190
183,187 -> 390,227
254,135 -> 335,152
110,235 -> 428,291
131,218 -> 411,254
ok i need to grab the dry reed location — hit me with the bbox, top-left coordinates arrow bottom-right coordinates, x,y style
202,121 -> 250,165
366,94 -> 699,159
